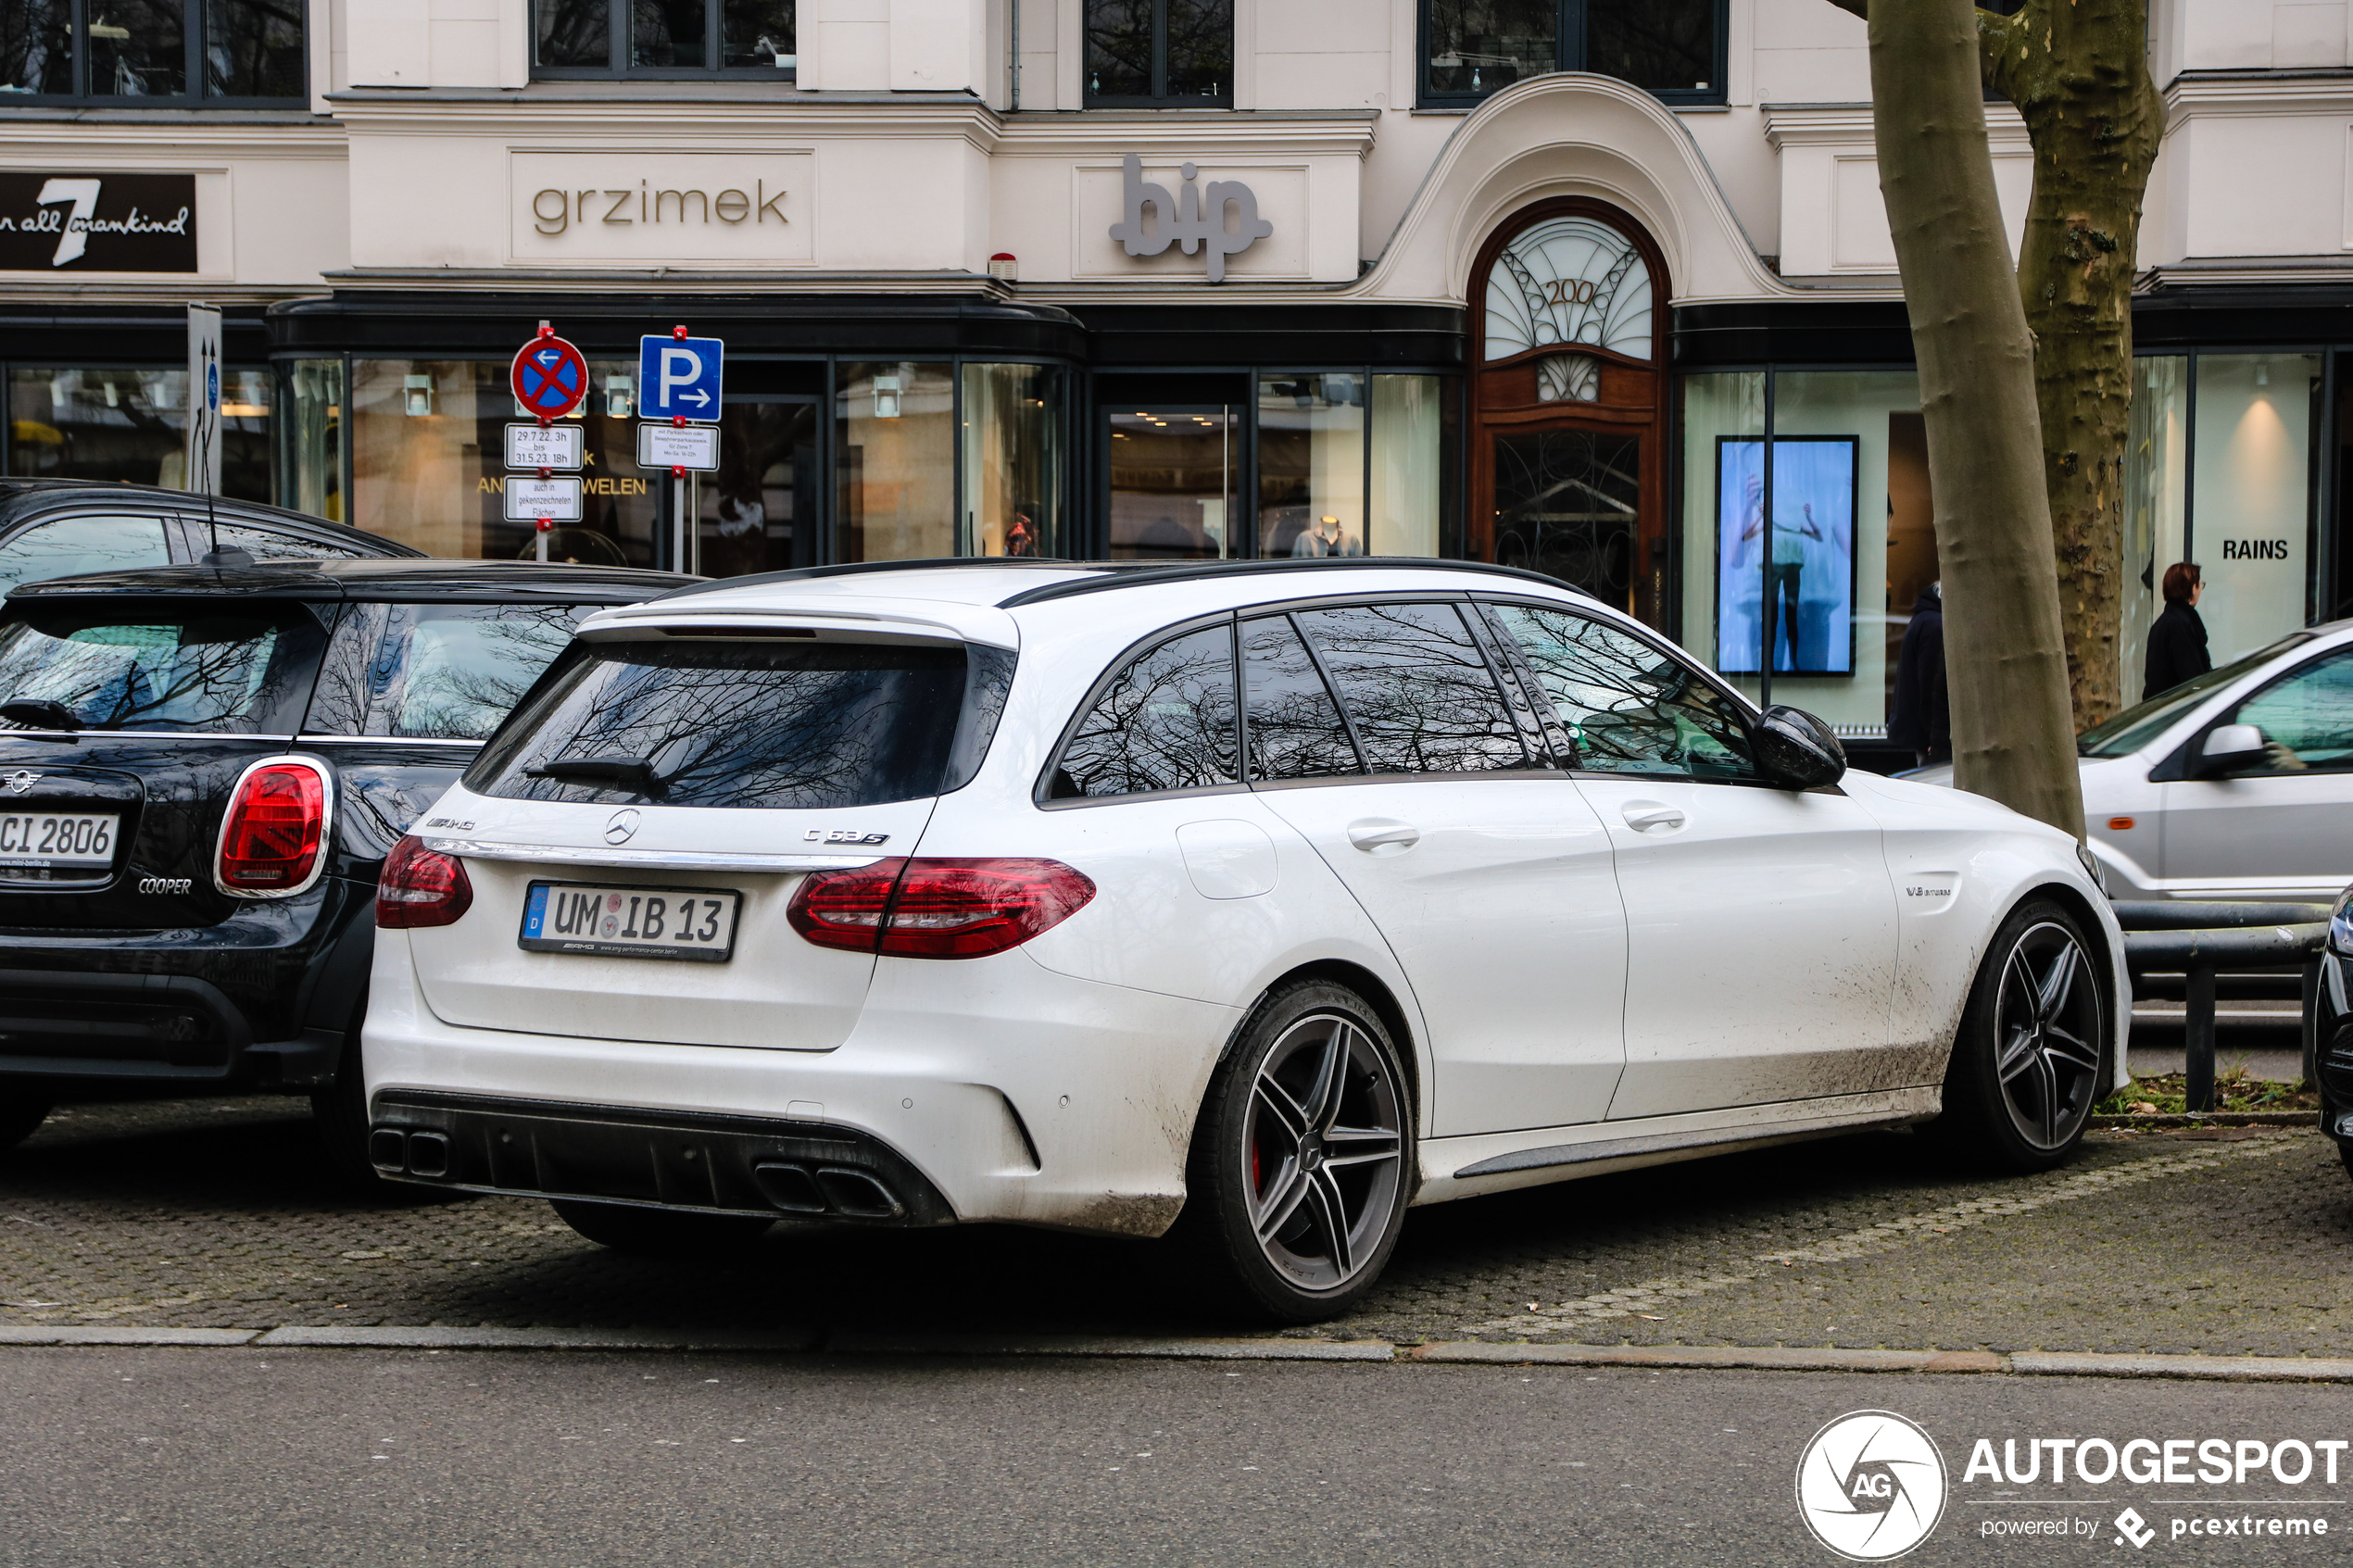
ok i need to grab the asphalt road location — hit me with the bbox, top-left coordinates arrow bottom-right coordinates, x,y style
5,1348 -> 2350,1567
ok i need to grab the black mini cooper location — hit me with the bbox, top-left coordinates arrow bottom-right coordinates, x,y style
0,558 -> 693,1177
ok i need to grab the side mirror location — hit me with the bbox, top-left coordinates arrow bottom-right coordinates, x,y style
2196,721 -> 2267,778
1754,705 -> 1847,790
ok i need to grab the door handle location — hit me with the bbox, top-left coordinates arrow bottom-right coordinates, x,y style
1621,801 -> 1687,834
1347,819 -> 1421,854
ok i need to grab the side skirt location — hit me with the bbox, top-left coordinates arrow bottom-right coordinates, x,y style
1412,1087 -> 1942,1206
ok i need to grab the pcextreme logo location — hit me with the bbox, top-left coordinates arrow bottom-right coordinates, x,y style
1796,1410 -> 1950,1561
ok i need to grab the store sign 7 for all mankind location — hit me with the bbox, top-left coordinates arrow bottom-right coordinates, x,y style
1108,155 -> 1271,283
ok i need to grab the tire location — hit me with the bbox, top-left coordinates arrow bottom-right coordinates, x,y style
0,1086 -> 49,1154
1177,979 -> 1414,1323
1927,898 -> 2108,1173
550,1198 -> 775,1255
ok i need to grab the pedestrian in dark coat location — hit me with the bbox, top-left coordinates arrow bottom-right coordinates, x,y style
2144,562 -> 2211,700
1887,582 -> 1949,767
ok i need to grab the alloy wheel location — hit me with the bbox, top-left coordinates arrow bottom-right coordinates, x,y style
1992,922 -> 2104,1151
1241,1011 -> 1405,1292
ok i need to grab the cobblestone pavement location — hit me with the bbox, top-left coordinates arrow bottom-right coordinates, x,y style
2,1096 -> 2347,1355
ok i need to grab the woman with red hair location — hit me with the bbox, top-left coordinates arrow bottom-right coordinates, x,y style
2144,561 -> 2210,699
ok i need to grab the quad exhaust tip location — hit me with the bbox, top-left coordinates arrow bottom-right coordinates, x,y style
755,1160 -> 904,1220
368,1128 -> 449,1179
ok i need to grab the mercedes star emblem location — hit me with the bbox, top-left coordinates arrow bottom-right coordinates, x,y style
604,809 -> 640,846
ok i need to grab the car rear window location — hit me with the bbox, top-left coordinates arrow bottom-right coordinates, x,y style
0,604 -> 313,734
466,637 -> 1013,810
306,602 -> 591,742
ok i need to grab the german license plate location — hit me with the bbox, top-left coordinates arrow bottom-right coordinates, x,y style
519,882 -> 740,962
0,811 -> 119,879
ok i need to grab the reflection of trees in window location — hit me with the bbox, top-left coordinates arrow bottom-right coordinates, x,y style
2234,650 -> 2353,772
307,604 -> 587,742
1295,602 -> 1528,775
1489,604 -> 1753,781
1240,615 -> 1362,782
1053,623 -> 1237,798
472,641 -> 969,810
0,616 -> 283,732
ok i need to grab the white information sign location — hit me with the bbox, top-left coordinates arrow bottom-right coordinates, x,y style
636,422 -> 721,472
505,422 -> 585,470
503,475 -> 584,522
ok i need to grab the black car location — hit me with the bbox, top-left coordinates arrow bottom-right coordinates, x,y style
0,558 -> 695,1178
0,480 -> 422,598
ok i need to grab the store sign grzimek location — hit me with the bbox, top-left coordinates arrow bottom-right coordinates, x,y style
1108,155 -> 1271,283
0,173 -> 195,272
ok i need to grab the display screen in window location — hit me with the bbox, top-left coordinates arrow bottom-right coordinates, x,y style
1714,436 -> 1858,676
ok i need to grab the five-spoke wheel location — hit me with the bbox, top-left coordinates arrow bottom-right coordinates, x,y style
1182,980 -> 1412,1322
1931,899 -> 2108,1172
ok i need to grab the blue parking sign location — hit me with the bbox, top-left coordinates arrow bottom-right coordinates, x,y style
638,333 -> 724,422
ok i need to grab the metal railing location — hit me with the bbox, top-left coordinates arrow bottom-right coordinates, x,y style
2112,901 -> 2330,1113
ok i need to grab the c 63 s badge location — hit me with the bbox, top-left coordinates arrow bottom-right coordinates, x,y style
805,829 -> 889,846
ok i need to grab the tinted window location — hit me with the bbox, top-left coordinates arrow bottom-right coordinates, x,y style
211,520 -> 365,563
2229,648 -> 2353,773
469,639 -> 978,810
0,606 -> 306,733
1240,614 -> 1361,782
307,603 -> 587,741
0,515 -> 172,596
1295,602 -> 1529,775
1488,603 -> 1756,781
1051,623 -> 1238,799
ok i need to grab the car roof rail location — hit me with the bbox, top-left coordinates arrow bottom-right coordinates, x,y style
993,557 -> 1594,608
656,557 -> 1090,600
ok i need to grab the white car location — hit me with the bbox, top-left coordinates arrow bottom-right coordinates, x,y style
362,559 -> 2124,1321
1910,619 -> 2353,903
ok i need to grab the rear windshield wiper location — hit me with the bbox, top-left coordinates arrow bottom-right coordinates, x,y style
0,698 -> 83,735
525,755 -> 664,791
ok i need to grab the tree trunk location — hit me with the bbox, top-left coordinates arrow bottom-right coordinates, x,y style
1869,0 -> 2085,836
1982,2 -> 2165,728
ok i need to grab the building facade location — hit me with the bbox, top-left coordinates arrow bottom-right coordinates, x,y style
2,0 -> 2347,757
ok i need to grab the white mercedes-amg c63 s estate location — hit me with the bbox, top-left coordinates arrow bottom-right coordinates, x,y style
363,558 -> 2126,1322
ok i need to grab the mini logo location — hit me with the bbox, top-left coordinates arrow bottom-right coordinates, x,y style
3,771 -> 38,796
1795,1411 -> 1947,1562
604,809 -> 640,846
2114,1508 -> 2156,1549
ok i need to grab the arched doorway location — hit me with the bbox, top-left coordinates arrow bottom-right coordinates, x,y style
1469,200 -> 1669,628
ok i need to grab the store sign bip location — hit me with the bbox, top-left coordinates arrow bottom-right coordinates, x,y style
1108,155 -> 1271,284
0,173 -> 195,272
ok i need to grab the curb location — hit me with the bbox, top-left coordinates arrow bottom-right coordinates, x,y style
6,1327 -> 2353,1381
2091,1111 -> 2321,1129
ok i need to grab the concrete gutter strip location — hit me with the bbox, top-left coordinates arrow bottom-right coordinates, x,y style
0,1326 -> 260,1347
251,1325 -> 823,1352
2011,1350 -> 2353,1382
824,1330 -> 1395,1361
3,1328 -> 2352,1381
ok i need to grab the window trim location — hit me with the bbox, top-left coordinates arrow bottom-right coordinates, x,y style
1,0 -> 309,107
531,0 -> 799,80
1082,0 -> 1235,108
1416,0 -> 1730,110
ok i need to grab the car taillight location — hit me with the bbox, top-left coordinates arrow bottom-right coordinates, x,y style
786,857 -> 1095,960
377,834 -> 473,929
217,761 -> 327,895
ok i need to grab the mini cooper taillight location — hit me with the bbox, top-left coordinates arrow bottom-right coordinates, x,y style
377,834 -> 473,929
786,857 -> 1096,959
216,760 -> 329,896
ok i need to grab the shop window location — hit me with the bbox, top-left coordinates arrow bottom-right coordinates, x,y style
1369,375 -> 1453,558
961,364 -> 1065,558
1258,371 -> 1365,558
836,362 -> 953,564
2191,354 -> 2321,667
0,0 -> 302,101
696,398 -> 819,578
1085,0 -> 1231,107
1421,0 -> 1724,107
1109,403 -> 1239,561
346,359 -> 656,567
534,0 -> 795,76
6,367 -> 271,503
279,358 -> 342,525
